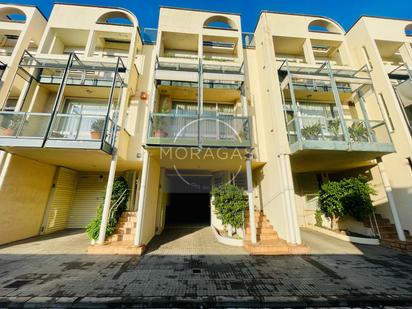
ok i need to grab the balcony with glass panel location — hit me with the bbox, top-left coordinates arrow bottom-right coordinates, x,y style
279,60 -> 395,157
146,79 -> 251,148
0,51 -> 125,154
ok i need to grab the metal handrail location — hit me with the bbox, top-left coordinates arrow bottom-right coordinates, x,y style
108,189 -> 129,221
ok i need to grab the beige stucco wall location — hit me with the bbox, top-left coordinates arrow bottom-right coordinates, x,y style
346,18 -> 412,233
0,153 -> 55,244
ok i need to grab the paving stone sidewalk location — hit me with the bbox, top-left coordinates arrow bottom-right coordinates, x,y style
0,227 -> 411,308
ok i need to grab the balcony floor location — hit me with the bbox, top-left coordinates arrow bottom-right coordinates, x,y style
0,147 -> 140,172
290,148 -> 385,173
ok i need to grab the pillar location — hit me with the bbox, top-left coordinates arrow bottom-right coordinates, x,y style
377,158 -> 406,241
97,148 -> 118,244
134,150 -> 150,246
245,153 -> 257,244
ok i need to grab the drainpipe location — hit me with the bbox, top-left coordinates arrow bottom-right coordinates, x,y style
134,150 -> 150,246
245,153 -> 257,244
376,158 -> 406,241
97,148 -> 118,245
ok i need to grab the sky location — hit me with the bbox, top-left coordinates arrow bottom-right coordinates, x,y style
7,0 -> 412,32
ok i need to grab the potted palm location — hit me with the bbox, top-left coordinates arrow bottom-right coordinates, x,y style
90,118 -> 105,140
328,119 -> 341,140
301,122 -> 322,140
348,122 -> 369,142
153,105 -> 170,137
1,115 -> 19,136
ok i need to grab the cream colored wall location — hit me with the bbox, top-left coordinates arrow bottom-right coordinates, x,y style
0,5 -> 47,106
347,18 -> 412,233
247,14 -> 293,242
0,153 -> 55,245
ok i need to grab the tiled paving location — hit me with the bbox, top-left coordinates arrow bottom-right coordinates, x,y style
0,227 -> 411,307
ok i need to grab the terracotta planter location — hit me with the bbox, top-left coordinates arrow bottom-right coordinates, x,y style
90,131 -> 102,140
154,130 -> 168,137
2,128 -> 15,136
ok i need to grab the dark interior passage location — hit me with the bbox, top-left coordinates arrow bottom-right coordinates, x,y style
165,193 -> 211,226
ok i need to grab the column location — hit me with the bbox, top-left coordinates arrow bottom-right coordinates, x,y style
245,153 -> 257,244
377,158 -> 406,241
284,154 -> 301,244
134,150 -> 150,246
97,148 -> 118,244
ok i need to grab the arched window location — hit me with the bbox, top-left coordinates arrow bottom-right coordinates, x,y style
0,7 -> 26,23
203,16 -> 236,30
308,19 -> 342,34
96,11 -> 135,26
405,24 -> 412,36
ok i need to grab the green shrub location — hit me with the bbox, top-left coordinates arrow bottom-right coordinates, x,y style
315,209 -> 323,227
211,183 -> 248,230
318,176 -> 375,230
86,177 -> 129,240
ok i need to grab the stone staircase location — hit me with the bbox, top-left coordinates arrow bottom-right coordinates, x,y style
88,211 -> 145,255
244,211 -> 309,255
364,214 -> 412,253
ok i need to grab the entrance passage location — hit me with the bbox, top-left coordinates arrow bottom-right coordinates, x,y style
166,193 -> 211,226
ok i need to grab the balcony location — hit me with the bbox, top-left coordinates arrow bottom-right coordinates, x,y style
146,113 -> 251,148
286,115 -> 395,154
0,51 -> 125,154
0,111 -> 117,153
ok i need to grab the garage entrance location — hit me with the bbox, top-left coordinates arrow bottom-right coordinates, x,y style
164,170 -> 213,227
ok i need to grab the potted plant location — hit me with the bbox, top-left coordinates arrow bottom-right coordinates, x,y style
348,122 -> 369,142
0,115 -> 19,136
153,105 -> 170,137
327,119 -> 341,140
301,122 -> 322,140
90,118 -> 106,140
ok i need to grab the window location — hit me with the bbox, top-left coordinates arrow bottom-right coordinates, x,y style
308,19 -> 342,34
405,24 -> 412,37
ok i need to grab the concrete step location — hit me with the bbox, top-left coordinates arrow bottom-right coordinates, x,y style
118,217 -> 137,223
107,234 -> 134,242
117,221 -> 137,229
114,227 -> 135,235
88,241 -> 144,255
245,227 -> 276,234
245,233 -> 279,241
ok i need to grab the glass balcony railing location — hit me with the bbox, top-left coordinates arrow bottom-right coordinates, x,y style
0,111 -> 117,152
0,112 -> 51,137
147,113 -> 251,148
45,114 -> 116,152
286,115 -> 395,153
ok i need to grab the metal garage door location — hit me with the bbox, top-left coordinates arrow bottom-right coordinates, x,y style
42,167 -> 78,234
67,173 -> 107,228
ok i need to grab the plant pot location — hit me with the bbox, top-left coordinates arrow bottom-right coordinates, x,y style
154,130 -> 168,137
90,239 -> 96,245
2,128 -> 16,136
90,131 -> 102,140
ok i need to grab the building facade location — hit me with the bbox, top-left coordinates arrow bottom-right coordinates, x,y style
0,4 -> 411,253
